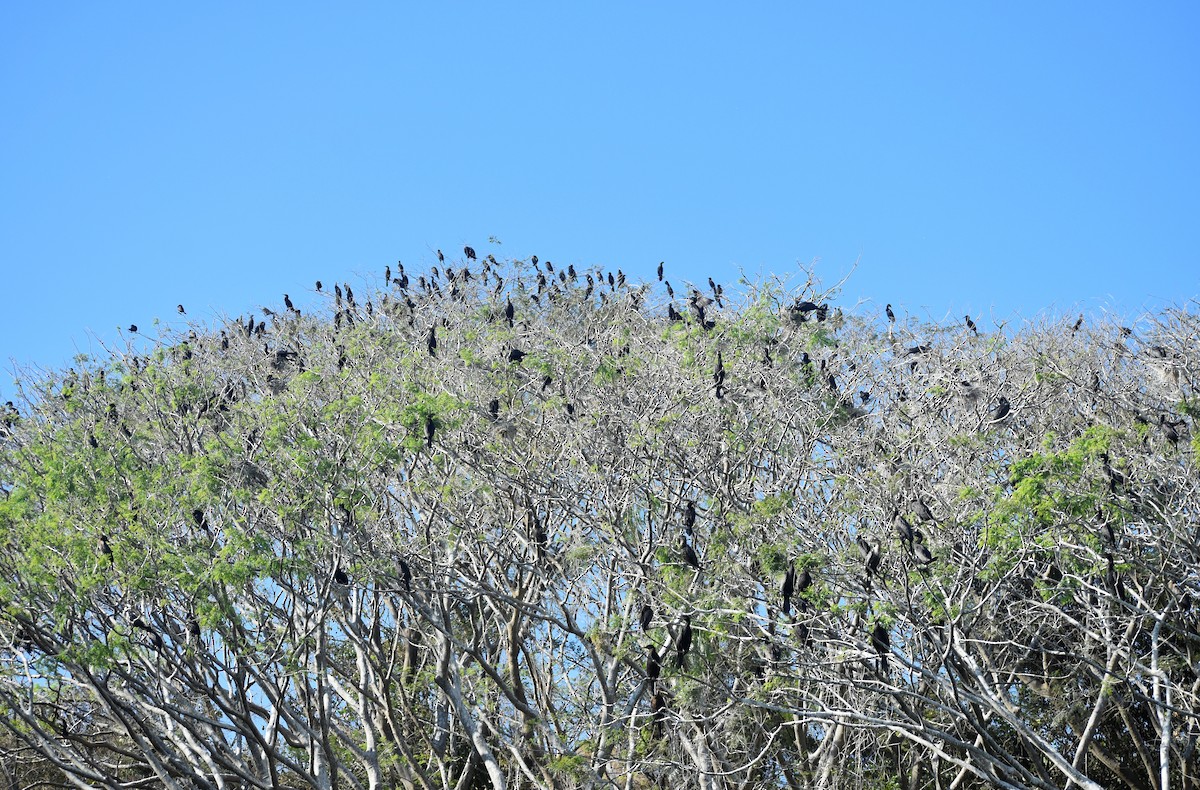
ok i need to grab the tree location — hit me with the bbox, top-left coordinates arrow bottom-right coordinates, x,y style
0,257 -> 1197,790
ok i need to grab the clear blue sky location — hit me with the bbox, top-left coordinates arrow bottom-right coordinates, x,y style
3,4 -> 1198,399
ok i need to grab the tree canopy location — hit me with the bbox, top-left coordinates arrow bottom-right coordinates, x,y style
1,257 -> 1198,790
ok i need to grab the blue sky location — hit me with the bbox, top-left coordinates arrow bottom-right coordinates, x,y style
3,4 -> 1198,399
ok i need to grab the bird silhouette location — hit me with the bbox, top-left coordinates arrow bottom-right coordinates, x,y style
989,396 -> 1011,423
675,615 -> 693,668
177,304 -> 186,315
640,603 -> 654,632
284,294 -> 294,311
857,536 -> 881,578
885,304 -> 895,323
893,510 -> 916,551
681,537 -> 700,570
657,261 -> 664,281
333,566 -> 349,586
871,622 -> 890,670
1072,314 -> 1084,333
426,326 -> 437,356
316,280 -> 323,291
683,500 -> 697,532
399,558 -> 412,592
464,246 -> 476,261
505,299 -> 515,327
965,315 -> 977,334
424,415 -> 436,448
128,325 -> 138,333
508,348 -> 527,364
782,563 -> 796,616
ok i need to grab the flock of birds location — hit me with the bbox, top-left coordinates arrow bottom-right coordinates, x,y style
6,244 -> 1187,749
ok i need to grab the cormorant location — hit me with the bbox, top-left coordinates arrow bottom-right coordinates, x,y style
871,622 -> 890,670
675,615 -> 693,668
316,280 -> 322,291
893,510 -> 916,551
885,304 -> 895,323
284,294 -> 294,311
128,325 -> 138,333
333,566 -> 349,586
177,304 -> 186,314
437,249 -> 444,263
640,603 -> 654,632
399,558 -> 412,592
646,644 -> 661,681
488,398 -> 500,421
683,500 -> 697,531
857,536 -> 880,578
914,543 -> 934,566
1072,314 -> 1084,333
989,396 -> 1011,423
99,533 -> 114,564
505,299 -> 514,327
681,537 -> 700,570
426,325 -> 437,356
913,497 -> 934,524
464,246 -> 476,261
782,563 -> 796,616
657,261 -> 664,281
965,315 -> 977,334
508,348 -> 527,364
424,415 -> 435,448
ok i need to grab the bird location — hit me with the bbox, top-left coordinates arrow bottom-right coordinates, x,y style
426,326 -> 437,356
914,542 -> 934,566
284,294 -> 294,312
871,622 -> 890,670
965,315 -> 977,334
436,249 -> 444,263
399,559 -> 412,592
646,644 -> 662,682
315,280 -> 323,291
424,415 -> 436,448
128,325 -> 138,333
508,348 -> 527,364
650,689 -> 668,738
487,398 -> 500,422
1072,314 -> 1084,333
505,299 -> 514,327
657,262 -> 664,281
913,497 -> 934,524
683,500 -> 697,532
99,534 -> 114,564
192,508 -> 210,534
681,537 -> 700,570
640,603 -> 654,632
893,510 -> 916,551
333,566 -> 349,586
782,563 -> 796,616
857,536 -> 880,578
177,304 -> 186,315
989,396 -> 1011,423
675,615 -> 693,668
464,246 -> 476,261
885,304 -> 895,323
1159,414 -> 1181,443
713,351 -> 725,399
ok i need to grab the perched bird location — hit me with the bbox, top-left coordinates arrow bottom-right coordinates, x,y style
464,246 -> 476,261
675,615 -> 693,668
914,542 -> 934,566
657,261 -> 664,281
646,644 -> 662,682
424,415 -> 436,448
398,558 -> 413,592
505,299 -> 515,328
316,280 -> 323,291
177,304 -> 186,315
192,508 -> 210,534
871,622 -> 890,670
333,566 -> 349,586
885,304 -> 895,323
713,351 -> 725,399
857,536 -> 880,578
1072,314 -> 1084,333
683,500 -> 697,531
989,396 -> 1011,423
488,398 -> 500,422
893,510 -> 916,551
681,537 -> 700,570
436,249 -> 444,263
508,348 -> 527,364
99,533 -> 114,564
284,294 -> 294,311
965,315 -> 977,334
782,563 -> 796,616
426,325 -> 437,356
128,325 -> 138,333
913,497 -> 934,524
640,603 -> 654,632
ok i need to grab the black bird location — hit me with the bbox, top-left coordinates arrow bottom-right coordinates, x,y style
665,280 -> 674,298
640,603 -> 654,632
464,245 -> 476,261
965,315 -> 977,334
424,415 -> 436,448
177,304 -> 186,315
989,396 -> 1011,423
913,497 -> 934,524
782,563 -> 796,616
488,398 -> 500,421
657,261 -> 664,281
675,615 -> 693,668
316,280 -> 323,291
860,390 -> 871,405
99,533 -> 114,564
682,500 -> 697,532
508,348 -> 527,364
885,304 -> 895,323
914,542 -> 934,566
128,324 -> 138,333
399,558 -> 412,592
713,351 -> 725,399
88,433 -> 98,449
857,536 -> 880,578
893,510 -> 915,550
1072,314 -> 1084,333
436,249 -> 444,263
1159,414 -> 1181,443
426,325 -> 437,356
333,566 -> 349,586
192,508 -> 210,534
505,299 -> 514,327
646,644 -> 661,681
871,622 -> 890,670
681,537 -> 700,570
650,689 -> 667,738
667,303 -> 682,322
607,272 -> 615,288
